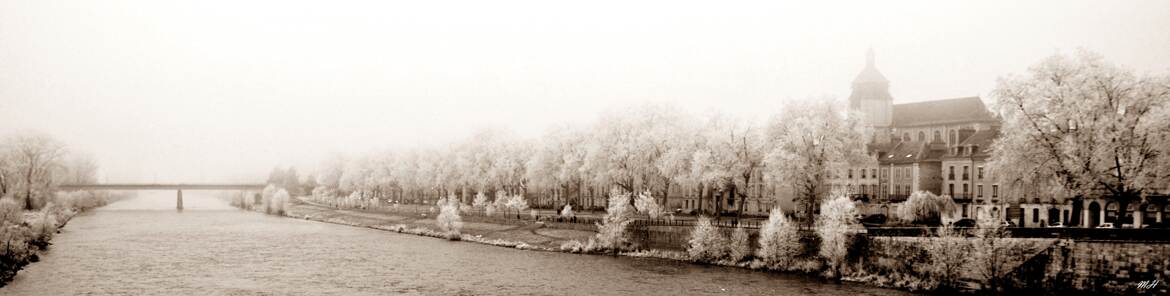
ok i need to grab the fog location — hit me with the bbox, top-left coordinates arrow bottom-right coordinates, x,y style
1,0 -> 1168,183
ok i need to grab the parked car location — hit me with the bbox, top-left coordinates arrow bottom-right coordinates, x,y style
1047,222 -> 1066,228
952,219 -> 977,228
1096,222 -> 1115,229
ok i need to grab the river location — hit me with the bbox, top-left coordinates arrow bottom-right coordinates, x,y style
2,191 -> 910,295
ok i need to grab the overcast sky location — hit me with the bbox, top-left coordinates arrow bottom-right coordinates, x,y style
2,0 -> 1169,183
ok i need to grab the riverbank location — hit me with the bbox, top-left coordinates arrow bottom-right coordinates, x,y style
278,197 -> 935,293
0,191 -> 124,287
285,196 -> 596,251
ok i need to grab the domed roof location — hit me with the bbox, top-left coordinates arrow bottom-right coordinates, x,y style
853,48 -> 889,84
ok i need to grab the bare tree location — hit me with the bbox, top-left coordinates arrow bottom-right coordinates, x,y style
2,133 -> 67,210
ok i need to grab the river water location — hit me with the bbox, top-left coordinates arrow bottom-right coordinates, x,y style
2,192 -> 909,295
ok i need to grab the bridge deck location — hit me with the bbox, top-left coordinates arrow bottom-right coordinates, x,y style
57,184 -> 266,191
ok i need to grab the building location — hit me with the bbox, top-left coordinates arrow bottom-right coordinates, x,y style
840,49 -> 1011,222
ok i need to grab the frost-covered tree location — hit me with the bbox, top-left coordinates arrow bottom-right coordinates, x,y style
527,125 -> 589,207
560,204 -> 574,218
896,191 -> 958,226
472,192 -> 489,209
925,224 -> 970,291
633,191 -> 665,219
816,195 -> 859,281
436,195 -> 463,240
591,192 -> 634,253
728,226 -> 751,262
505,193 -> 529,218
971,211 -> 1021,292
990,51 -> 1170,227
2,133 -> 68,210
687,216 -> 727,262
693,114 -> 765,221
765,99 -> 868,226
60,153 -> 99,185
757,207 -> 802,267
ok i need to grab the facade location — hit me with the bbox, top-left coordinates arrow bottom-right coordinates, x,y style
843,50 -> 1010,222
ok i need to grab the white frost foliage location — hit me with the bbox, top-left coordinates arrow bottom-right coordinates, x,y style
687,216 -> 727,262
436,196 -> 463,240
633,191 -> 665,219
271,189 -> 289,216
592,192 -> 634,253
816,195 -> 859,279
472,192 -> 489,209
728,226 -> 751,262
506,194 -> 529,216
757,207 -> 802,266
560,204 -> 574,218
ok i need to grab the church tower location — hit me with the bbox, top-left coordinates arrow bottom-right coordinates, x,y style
848,49 -> 894,129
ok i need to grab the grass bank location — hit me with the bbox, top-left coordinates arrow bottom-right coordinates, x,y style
0,191 -> 125,287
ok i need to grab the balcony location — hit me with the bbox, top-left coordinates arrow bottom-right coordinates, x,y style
952,194 -> 973,203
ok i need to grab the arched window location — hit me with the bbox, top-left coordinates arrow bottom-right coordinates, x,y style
917,131 -> 925,142
949,130 -> 957,144
933,130 -> 942,142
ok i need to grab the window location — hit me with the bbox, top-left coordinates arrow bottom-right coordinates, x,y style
860,169 -> 865,179
992,185 -> 999,198
948,166 -> 955,180
977,185 -> 983,198
848,169 -> 853,179
1033,209 -> 1039,223
978,167 -> 984,179
963,166 -> 969,180
962,204 -> 969,218
902,133 -> 910,141
881,168 -> 888,179
949,130 -> 957,144
871,169 -> 877,179
933,130 -> 942,142
963,184 -> 969,194
948,184 -> 954,196
917,131 -> 925,142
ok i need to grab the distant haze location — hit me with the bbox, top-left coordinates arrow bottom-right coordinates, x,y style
2,0 -> 1168,183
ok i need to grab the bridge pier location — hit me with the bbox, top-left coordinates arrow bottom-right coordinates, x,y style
177,189 -> 184,211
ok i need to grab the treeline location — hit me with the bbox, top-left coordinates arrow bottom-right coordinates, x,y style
306,100 -> 868,223
0,132 -> 120,286
0,132 -> 99,211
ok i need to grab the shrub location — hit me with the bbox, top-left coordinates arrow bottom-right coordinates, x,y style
472,192 -> 489,209
972,211 -> 1021,292
560,204 -> 574,218
728,226 -> 751,263
436,196 -> 463,240
592,192 -> 634,253
816,195 -> 859,281
926,225 -> 970,291
25,207 -> 58,250
633,191 -> 665,219
757,207 -> 802,267
505,194 -> 529,218
0,199 -> 21,226
687,216 -> 727,262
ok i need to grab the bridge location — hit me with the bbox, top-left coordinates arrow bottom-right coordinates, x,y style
57,183 -> 267,210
